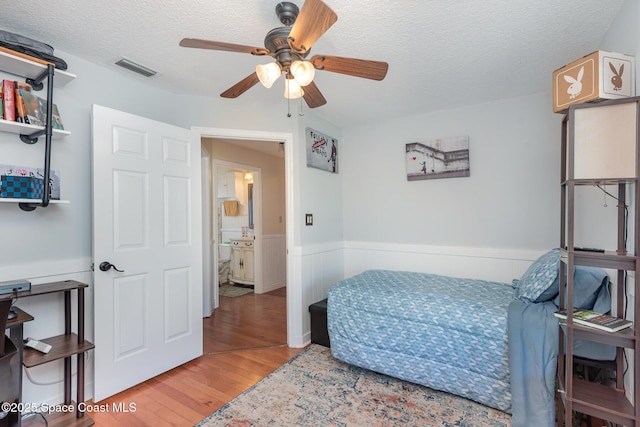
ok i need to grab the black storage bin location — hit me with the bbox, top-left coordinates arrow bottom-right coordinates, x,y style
309,298 -> 330,347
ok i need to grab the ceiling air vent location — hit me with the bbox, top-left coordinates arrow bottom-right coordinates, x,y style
114,58 -> 157,77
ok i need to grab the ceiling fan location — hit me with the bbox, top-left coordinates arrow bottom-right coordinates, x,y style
179,0 -> 389,109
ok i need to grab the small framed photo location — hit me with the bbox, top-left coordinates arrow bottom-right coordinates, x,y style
306,127 -> 338,173
406,135 -> 470,181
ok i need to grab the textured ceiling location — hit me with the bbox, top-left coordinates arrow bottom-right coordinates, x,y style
0,1 -> 625,128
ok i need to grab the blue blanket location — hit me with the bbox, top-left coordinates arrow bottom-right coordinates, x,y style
328,270 -> 513,413
509,266 -> 615,427
508,300 -> 559,426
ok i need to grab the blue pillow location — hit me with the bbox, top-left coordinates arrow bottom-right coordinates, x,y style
516,249 -> 560,302
554,266 -> 611,312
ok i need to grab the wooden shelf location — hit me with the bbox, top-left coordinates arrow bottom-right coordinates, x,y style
560,248 -> 639,270
559,377 -> 637,426
0,280 -> 88,302
0,49 -> 75,87
6,306 -> 34,327
560,322 -> 636,349
562,177 -> 639,186
23,333 -> 94,368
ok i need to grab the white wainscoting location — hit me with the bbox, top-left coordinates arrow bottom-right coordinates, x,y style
343,241 -> 545,284
261,234 -> 286,293
290,242 -> 345,347
289,241 -> 545,347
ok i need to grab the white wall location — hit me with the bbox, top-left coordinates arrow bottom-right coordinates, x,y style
340,92 -> 560,282
339,0 -> 640,283
0,49 -> 346,401
290,114 -> 345,344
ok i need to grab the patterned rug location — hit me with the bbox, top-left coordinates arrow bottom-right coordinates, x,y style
219,284 -> 254,298
197,344 -> 512,427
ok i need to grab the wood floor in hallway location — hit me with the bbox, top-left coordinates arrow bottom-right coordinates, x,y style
85,286 -> 304,426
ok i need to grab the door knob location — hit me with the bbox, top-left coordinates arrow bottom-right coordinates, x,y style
99,262 -> 124,272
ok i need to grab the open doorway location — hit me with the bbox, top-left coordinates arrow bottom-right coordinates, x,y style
201,136 -> 287,352
214,160 -> 260,296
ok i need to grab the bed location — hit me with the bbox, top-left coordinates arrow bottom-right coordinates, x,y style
327,249 -> 615,427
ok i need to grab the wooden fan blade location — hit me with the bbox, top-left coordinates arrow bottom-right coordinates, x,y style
220,72 -> 261,98
311,55 -> 389,80
179,38 -> 267,55
303,81 -> 327,108
288,0 -> 337,54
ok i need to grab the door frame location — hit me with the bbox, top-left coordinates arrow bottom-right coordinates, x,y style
194,127 -> 300,347
201,145 -> 215,316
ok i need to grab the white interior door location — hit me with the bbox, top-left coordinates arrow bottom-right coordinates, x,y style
92,104 -> 203,401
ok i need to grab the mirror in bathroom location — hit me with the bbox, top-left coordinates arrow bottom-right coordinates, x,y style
248,183 -> 254,228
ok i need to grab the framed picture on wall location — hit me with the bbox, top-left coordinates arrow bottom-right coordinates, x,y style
306,127 -> 338,173
406,135 -> 470,181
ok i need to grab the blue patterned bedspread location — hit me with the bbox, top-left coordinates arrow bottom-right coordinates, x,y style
328,270 -> 514,413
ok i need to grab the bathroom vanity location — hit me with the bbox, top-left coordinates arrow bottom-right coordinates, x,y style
229,238 -> 254,286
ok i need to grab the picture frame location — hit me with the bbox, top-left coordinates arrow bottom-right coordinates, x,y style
306,127 -> 338,173
406,135 -> 470,181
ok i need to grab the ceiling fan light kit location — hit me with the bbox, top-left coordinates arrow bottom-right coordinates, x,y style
179,0 -> 388,112
256,62 -> 282,88
284,77 -> 304,99
290,59 -> 315,86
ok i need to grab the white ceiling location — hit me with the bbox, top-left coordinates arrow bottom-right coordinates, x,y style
0,1 -> 625,128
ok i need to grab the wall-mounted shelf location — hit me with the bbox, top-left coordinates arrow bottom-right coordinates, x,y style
0,49 -> 75,87
0,198 -> 69,205
0,118 -> 70,139
0,48 -> 75,211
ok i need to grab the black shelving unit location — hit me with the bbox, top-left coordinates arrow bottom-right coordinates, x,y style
4,280 -> 95,427
557,96 -> 640,426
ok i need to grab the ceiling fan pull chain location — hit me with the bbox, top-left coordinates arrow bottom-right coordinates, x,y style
299,97 -> 304,116
287,95 -> 292,118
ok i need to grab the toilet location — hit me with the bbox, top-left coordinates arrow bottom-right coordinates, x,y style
218,243 -> 231,284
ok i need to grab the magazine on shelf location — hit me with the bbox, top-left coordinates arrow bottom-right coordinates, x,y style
21,91 -> 44,126
554,308 -> 633,333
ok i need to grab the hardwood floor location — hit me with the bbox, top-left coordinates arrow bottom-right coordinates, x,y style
86,286 -> 304,426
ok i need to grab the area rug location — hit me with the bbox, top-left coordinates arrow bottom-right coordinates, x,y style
196,344 -> 512,426
219,284 -> 254,298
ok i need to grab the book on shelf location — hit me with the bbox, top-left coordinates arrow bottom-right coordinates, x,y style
50,103 -> 64,130
20,91 -> 44,126
14,81 -> 30,124
20,92 -> 64,130
554,308 -> 633,333
2,79 -> 14,121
